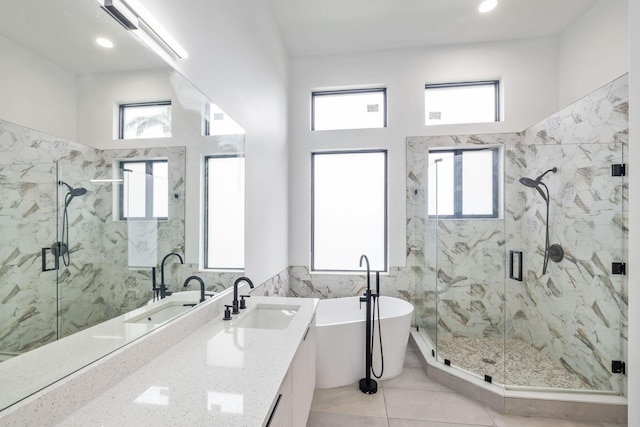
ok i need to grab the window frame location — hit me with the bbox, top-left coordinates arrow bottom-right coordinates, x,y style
428,146 -> 500,219
119,159 -> 168,221
311,149 -> 388,273
203,153 -> 245,271
424,80 -> 500,125
119,100 -> 172,140
311,88 -> 388,131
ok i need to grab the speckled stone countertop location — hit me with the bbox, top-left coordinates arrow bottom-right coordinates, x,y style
55,296 -> 318,426
0,290 -> 205,412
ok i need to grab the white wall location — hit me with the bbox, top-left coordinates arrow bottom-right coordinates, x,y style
627,0 -> 639,419
288,38 -> 559,267
558,0 -> 628,108
139,0 -> 290,284
0,34 -> 77,142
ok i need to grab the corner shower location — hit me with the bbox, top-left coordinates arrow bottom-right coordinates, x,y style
408,74 -> 627,397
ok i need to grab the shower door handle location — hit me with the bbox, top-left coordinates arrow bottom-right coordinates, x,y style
41,247 -> 59,272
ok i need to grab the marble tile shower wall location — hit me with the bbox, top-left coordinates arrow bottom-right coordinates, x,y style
56,146 -> 187,339
508,74 -> 628,392
1,119 -> 205,355
0,119 -> 101,354
406,133 -> 520,341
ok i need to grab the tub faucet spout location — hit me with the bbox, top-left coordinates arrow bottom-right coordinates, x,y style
359,254 -> 371,292
233,277 -> 254,314
359,254 -> 377,394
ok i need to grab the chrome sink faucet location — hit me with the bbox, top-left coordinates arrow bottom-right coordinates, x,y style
160,252 -> 183,299
233,277 -> 254,314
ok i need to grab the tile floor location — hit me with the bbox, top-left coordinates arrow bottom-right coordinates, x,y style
306,347 -> 627,427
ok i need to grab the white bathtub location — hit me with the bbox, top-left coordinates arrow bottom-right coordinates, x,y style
315,296 -> 414,389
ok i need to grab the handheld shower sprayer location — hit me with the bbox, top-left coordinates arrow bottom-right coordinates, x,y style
59,181 -> 87,207
518,167 -> 563,274
57,180 -> 87,266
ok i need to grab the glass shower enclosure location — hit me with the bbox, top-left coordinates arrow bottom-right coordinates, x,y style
409,74 -> 628,395
413,139 -> 625,394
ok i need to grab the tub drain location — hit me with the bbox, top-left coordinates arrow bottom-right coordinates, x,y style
482,358 -> 496,365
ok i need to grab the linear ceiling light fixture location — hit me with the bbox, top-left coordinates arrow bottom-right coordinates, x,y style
478,0 -> 498,13
97,0 -> 188,60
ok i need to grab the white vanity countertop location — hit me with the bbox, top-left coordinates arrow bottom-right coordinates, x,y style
0,291 -> 204,411
56,296 -> 318,426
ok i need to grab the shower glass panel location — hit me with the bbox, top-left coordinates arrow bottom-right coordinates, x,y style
0,162 -> 59,360
504,143 -> 625,393
430,149 -> 506,384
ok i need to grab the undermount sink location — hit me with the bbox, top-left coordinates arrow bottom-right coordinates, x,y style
234,304 -> 300,330
125,301 -> 195,325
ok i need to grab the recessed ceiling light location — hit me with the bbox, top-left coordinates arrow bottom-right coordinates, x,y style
96,37 -> 114,48
479,0 -> 498,13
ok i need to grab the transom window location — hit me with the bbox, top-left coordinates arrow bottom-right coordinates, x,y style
425,81 -> 499,126
312,150 -> 387,272
428,147 -> 499,218
120,159 -> 168,220
119,101 -> 172,139
203,102 -> 245,136
312,88 -> 387,131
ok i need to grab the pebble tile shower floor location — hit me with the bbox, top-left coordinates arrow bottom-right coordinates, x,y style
437,336 -> 595,390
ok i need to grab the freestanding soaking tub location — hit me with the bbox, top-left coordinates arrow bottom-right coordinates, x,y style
315,296 -> 414,389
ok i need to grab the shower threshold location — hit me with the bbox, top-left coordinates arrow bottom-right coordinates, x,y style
409,330 -> 627,424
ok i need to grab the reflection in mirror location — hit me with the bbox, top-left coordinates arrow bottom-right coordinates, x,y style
0,0 -> 244,412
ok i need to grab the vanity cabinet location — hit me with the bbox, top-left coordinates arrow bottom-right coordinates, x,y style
293,317 -> 316,426
268,369 -> 293,427
265,316 -> 316,426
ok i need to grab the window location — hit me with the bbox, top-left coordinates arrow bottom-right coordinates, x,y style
120,160 -> 168,220
312,150 -> 387,272
119,101 -> 172,139
428,147 -> 499,218
204,102 -> 245,136
425,81 -> 499,125
204,155 -> 245,270
312,88 -> 387,131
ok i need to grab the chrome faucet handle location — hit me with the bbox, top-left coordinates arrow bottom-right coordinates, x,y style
239,295 -> 251,309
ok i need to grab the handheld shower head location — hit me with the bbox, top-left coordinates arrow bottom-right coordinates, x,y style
59,181 -> 87,207
518,167 -> 559,275
518,177 -> 539,188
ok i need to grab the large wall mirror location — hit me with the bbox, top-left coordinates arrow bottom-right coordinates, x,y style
0,0 -> 244,411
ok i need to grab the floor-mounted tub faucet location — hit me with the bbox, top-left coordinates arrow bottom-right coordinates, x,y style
183,275 -> 207,303
358,254 -> 378,395
233,277 -> 254,314
160,252 -> 184,299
